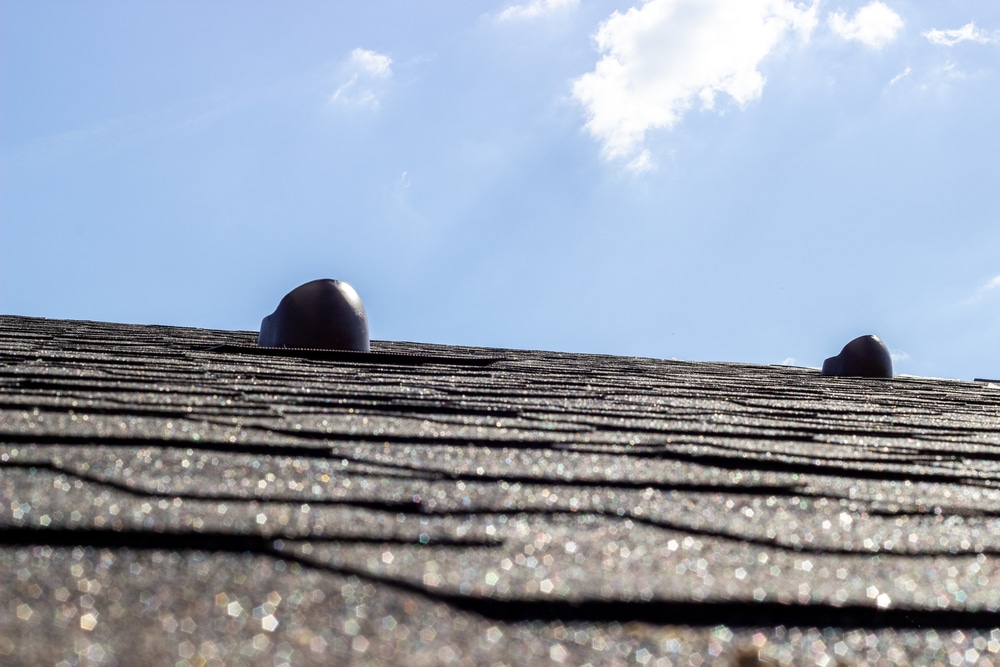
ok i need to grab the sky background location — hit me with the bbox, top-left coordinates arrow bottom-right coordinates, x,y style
2,0 -> 999,380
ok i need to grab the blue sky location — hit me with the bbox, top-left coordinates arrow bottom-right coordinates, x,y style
2,1 -> 999,380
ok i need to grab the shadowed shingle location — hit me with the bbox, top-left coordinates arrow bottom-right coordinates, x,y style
3,314 -> 1000,665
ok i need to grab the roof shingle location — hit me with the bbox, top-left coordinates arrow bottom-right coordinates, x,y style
3,314 -> 1000,665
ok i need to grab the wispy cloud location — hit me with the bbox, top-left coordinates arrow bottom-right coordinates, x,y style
497,0 -> 579,21
4,92 -> 253,172
626,149 -> 655,174
828,1 -> 903,49
923,22 -> 999,47
939,62 -> 967,80
572,0 -> 818,171
962,274 -> 1000,306
330,48 -> 393,110
980,275 -> 1000,292
888,66 -> 911,86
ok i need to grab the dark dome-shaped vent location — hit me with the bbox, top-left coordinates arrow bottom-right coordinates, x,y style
258,279 -> 369,352
822,334 -> 892,378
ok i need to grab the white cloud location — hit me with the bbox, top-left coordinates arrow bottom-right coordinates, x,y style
940,62 -> 967,79
330,48 -> 393,110
961,274 -> 1000,306
572,0 -> 818,169
627,149 -> 655,174
888,66 -> 911,86
498,0 -> 579,21
923,22 -> 999,47
828,1 -> 903,49
983,275 -> 1000,293
890,350 -> 909,363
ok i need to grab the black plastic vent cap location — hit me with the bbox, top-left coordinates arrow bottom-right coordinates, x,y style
258,279 -> 370,352
822,334 -> 892,378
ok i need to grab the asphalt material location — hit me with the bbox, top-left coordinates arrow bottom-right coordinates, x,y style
2,314 -> 1000,665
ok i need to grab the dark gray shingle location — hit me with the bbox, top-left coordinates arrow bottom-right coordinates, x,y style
3,314 -> 1000,665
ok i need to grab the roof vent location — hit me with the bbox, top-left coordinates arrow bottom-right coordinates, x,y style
822,334 -> 892,378
258,279 -> 370,352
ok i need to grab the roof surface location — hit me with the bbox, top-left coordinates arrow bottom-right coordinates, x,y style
2,314 -> 1000,665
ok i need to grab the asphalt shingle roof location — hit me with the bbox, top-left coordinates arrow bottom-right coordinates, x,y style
3,314 -> 1000,665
